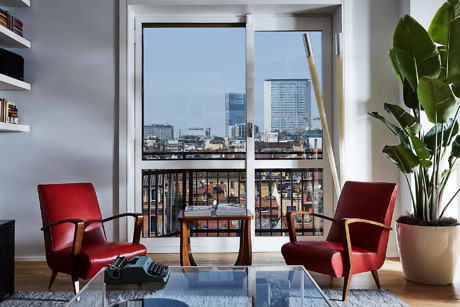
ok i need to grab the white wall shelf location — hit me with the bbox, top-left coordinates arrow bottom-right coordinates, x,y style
0,0 -> 30,7
0,73 -> 30,90
0,25 -> 30,48
0,122 -> 29,132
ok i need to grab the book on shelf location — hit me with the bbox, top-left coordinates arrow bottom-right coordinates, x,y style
0,9 -> 23,36
184,205 -> 213,217
216,203 -> 247,216
0,98 -> 19,124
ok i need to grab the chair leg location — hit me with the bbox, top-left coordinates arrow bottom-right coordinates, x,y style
371,270 -> 381,289
71,276 -> 80,294
342,269 -> 352,301
48,270 -> 58,290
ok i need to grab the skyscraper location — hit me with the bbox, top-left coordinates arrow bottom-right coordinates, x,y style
225,93 -> 246,137
264,79 -> 312,134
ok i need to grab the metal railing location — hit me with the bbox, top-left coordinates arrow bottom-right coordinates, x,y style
142,169 -> 323,238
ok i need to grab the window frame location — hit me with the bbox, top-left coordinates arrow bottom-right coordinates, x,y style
126,14 -> 333,253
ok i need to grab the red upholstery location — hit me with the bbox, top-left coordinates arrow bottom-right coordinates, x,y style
38,183 -> 146,280
281,181 -> 397,278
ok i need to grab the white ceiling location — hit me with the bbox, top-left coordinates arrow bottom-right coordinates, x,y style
128,1 -> 341,16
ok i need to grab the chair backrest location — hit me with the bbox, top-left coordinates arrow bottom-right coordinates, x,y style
38,183 -> 107,254
326,181 -> 398,254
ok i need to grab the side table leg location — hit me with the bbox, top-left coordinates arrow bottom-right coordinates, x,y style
235,220 -> 246,265
236,219 -> 252,265
244,219 -> 252,265
180,221 -> 197,266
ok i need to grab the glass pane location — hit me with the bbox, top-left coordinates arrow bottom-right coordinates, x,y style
142,169 -> 246,238
255,169 -> 324,236
255,267 -> 330,306
254,31 -> 323,160
143,27 -> 246,160
67,269 -> 105,306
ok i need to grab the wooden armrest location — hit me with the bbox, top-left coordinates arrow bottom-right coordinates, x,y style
41,219 -> 84,256
101,213 -> 144,244
41,219 -> 84,231
286,211 -> 335,242
101,213 -> 143,223
339,218 -> 392,230
339,218 -> 392,282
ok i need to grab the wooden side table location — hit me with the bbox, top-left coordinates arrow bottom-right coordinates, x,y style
177,210 -> 253,266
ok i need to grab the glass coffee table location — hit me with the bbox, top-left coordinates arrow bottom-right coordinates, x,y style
67,265 -> 331,306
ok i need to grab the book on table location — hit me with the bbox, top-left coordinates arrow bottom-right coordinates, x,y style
216,203 -> 247,216
184,205 -> 213,217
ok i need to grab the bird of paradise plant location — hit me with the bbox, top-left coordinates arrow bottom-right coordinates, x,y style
370,0 -> 460,224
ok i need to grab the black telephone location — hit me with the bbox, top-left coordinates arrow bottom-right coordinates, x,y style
105,255 -> 170,284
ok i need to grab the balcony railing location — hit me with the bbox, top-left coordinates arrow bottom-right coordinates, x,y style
142,169 -> 324,238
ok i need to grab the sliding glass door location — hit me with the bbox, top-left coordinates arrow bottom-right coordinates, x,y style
134,15 -> 332,253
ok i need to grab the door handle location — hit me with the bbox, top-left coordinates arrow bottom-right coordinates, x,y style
247,123 -> 253,138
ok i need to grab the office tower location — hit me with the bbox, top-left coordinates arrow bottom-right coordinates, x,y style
144,124 -> 174,140
264,79 -> 312,134
225,93 -> 246,137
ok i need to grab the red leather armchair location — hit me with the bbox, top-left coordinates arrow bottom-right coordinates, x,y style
281,181 -> 398,301
38,183 -> 147,293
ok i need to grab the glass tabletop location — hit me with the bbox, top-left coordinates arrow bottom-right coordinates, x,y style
67,265 -> 331,307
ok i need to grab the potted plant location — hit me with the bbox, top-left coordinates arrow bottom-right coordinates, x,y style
369,0 -> 460,285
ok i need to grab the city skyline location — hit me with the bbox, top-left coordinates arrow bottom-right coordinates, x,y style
143,28 -> 322,136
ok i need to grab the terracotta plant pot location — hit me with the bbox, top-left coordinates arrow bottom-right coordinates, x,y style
396,222 -> 460,285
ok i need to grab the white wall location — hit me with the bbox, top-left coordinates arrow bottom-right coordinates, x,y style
342,0 -> 403,256
0,0 -> 117,259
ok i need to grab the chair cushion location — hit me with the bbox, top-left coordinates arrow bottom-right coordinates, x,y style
281,241 -> 385,277
47,242 -> 147,280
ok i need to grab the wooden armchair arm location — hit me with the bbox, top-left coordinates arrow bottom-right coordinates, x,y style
339,218 -> 392,231
41,219 -> 84,231
286,211 -> 336,242
41,219 -> 84,256
101,213 -> 144,244
339,218 -> 392,286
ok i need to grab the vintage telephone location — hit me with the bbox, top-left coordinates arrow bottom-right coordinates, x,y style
105,255 -> 170,284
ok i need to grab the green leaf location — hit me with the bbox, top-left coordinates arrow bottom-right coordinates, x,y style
429,0 -> 460,83
388,49 -> 404,88
417,76 -> 457,123
392,15 -> 441,92
447,1 -> 460,83
369,112 -> 409,146
451,135 -> 460,157
407,128 -> 431,161
383,144 -> 419,173
429,2 -> 451,45
403,79 -> 420,109
438,46 -> 447,82
453,81 -> 460,97
384,103 -> 421,133
424,119 -> 459,150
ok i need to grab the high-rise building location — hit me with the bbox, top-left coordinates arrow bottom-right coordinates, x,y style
225,93 -> 246,137
144,124 -> 174,140
228,123 -> 247,140
263,79 -> 312,134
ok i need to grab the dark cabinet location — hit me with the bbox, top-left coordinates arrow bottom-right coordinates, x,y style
0,220 -> 14,298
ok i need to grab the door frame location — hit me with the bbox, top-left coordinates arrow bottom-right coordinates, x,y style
125,13 -> 334,253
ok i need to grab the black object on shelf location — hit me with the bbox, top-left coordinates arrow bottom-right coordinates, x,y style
0,220 -> 14,299
0,49 -> 24,81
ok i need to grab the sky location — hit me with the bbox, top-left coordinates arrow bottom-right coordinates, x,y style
143,27 -> 322,137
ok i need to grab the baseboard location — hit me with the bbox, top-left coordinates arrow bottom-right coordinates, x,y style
15,256 -> 46,262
